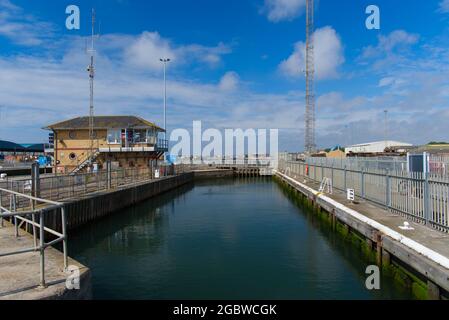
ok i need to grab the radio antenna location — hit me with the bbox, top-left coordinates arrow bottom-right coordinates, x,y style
87,8 -> 98,163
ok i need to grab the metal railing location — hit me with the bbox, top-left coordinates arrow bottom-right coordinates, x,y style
0,188 -> 67,288
176,157 -> 276,167
305,156 -> 408,172
279,159 -> 449,233
157,139 -> 169,150
0,165 -> 178,209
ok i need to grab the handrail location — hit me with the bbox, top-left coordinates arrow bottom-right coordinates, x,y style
0,187 -> 63,206
0,189 -> 67,289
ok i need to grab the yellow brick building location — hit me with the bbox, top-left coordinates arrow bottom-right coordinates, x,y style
44,116 -> 167,174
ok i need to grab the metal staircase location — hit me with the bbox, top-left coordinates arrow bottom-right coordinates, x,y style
71,150 -> 100,175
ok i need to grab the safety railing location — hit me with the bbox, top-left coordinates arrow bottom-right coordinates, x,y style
279,159 -> 449,233
0,165 -> 177,209
0,188 -> 67,288
175,158 -> 276,167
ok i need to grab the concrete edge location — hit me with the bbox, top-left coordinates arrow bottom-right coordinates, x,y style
274,170 -> 449,294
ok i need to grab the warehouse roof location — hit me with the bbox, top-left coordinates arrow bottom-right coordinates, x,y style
0,140 -> 26,152
347,141 -> 413,148
0,141 -> 44,152
44,116 -> 165,132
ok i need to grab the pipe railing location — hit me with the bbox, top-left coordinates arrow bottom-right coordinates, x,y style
0,187 -> 67,288
278,159 -> 449,233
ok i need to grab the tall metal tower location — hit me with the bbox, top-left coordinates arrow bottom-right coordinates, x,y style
305,0 -> 316,153
87,9 -> 97,161
384,110 -> 389,150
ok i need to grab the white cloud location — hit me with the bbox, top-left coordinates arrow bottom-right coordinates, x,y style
0,51 -> 302,147
219,72 -> 240,91
261,0 -> 306,22
361,30 -> 419,60
279,26 -> 344,80
0,0 -> 55,46
0,0 -> 19,11
438,0 -> 449,13
124,32 -> 232,71
125,32 -> 176,71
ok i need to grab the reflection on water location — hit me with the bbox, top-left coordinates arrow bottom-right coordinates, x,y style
69,178 -> 412,300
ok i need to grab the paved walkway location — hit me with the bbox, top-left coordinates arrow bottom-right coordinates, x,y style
297,175 -> 449,260
0,222 -> 88,300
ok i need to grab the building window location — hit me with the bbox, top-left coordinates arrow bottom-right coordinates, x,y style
107,129 -> 121,144
133,129 -> 147,143
146,129 -> 157,144
69,131 -> 77,139
69,153 -> 77,161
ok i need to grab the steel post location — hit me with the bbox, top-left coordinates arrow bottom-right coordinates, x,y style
386,170 -> 391,209
106,161 -> 112,190
39,211 -> 46,288
424,172 -> 430,225
61,207 -> 68,270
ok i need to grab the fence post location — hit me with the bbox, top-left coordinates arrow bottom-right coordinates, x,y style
331,166 -> 334,188
61,206 -> 68,271
106,161 -> 112,190
424,172 -> 430,225
361,169 -> 365,198
13,194 -> 18,237
344,166 -> 347,191
39,210 -> 46,288
386,170 -> 391,210
31,162 -> 40,207
72,175 -> 75,197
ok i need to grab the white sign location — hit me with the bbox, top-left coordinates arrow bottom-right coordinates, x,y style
155,169 -> 160,179
347,189 -> 355,201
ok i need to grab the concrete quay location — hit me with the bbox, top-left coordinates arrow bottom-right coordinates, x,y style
275,170 -> 449,300
0,222 -> 91,300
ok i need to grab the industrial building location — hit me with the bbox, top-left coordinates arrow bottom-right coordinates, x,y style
345,141 -> 412,156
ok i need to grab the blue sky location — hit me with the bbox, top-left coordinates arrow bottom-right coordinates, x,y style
0,0 -> 449,151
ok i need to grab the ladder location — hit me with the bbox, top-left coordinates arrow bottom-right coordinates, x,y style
319,177 -> 333,194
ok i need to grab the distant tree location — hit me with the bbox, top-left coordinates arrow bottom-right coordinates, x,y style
428,141 -> 449,145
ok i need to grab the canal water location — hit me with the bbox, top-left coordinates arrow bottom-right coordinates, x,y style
69,178 -> 413,299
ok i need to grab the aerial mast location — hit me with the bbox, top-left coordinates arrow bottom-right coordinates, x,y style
87,9 -> 96,163
305,0 -> 316,153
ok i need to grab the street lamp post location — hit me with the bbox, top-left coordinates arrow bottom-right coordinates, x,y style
160,58 -> 170,143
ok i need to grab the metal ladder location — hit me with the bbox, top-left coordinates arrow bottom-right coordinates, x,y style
319,177 -> 333,194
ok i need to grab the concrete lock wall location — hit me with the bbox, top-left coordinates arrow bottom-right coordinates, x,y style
274,170 -> 449,300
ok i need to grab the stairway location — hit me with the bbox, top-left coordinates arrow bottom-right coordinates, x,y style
71,151 -> 100,175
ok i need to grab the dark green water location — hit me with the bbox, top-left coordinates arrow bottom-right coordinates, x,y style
69,178 -> 413,299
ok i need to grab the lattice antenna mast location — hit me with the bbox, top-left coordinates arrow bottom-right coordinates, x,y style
305,0 -> 316,153
87,9 -> 97,161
